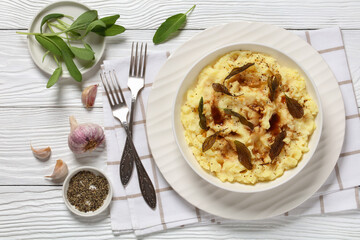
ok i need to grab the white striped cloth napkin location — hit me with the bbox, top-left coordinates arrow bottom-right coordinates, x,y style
101,27 -> 360,236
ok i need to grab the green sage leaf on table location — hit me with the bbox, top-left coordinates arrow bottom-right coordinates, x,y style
212,83 -> 233,96
85,19 -> 106,36
269,130 -> 286,160
69,46 -> 95,61
70,10 -> 98,30
47,66 -> 62,88
268,74 -> 281,101
202,129 -> 225,152
48,36 -> 81,82
100,14 -> 120,27
153,5 -> 196,44
35,35 -> 62,56
225,63 -> 255,80
224,108 -> 254,130
198,97 -> 210,130
285,94 -> 304,118
40,13 -> 64,33
234,140 -> 253,170
94,24 -> 126,36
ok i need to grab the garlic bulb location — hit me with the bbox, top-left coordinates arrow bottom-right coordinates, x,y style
31,144 -> 51,160
82,84 -> 98,108
45,159 -> 68,181
68,116 -> 105,154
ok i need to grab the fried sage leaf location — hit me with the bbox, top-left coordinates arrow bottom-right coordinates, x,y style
285,94 -> 304,118
234,140 -> 253,170
212,83 -> 233,96
268,74 -> 281,101
225,63 -> 255,80
202,130 -> 225,152
224,108 -> 254,130
198,97 -> 209,130
269,130 -> 286,160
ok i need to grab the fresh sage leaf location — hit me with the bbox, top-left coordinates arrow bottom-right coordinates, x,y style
84,43 -> 94,52
212,83 -> 233,96
69,46 -> 95,61
100,14 -> 120,27
198,97 -> 209,130
224,108 -> 254,130
47,36 -> 74,58
85,19 -> 106,36
35,35 -> 62,56
93,24 -> 125,36
40,13 -> 64,33
285,94 -> 304,118
234,140 -> 253,170
46,66 -> 62,88
48,36 -> 81,82
70,10 -> 98,30
153,5 -> 195,44
202,129 -> 225,152
269,130 -> 286,160
268,74 -> 281,101
225,63 -> 255,80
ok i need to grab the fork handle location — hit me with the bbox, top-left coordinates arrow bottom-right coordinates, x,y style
119,96 -> 137,185
122,122 -> 157,209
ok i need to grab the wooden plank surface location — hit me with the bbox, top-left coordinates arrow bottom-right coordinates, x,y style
0,0 -> 360,30
1,0 -> 360,239
0,186 -> 359,240
0,29 -> 359,107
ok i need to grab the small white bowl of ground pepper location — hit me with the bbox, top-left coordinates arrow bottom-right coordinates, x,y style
62,166 -> 112,217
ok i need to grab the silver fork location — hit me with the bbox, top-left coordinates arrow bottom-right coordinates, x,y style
120,42 -> 147,186
100,70 -> 156,209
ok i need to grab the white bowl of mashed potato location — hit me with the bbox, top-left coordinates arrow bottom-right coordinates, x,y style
173,43 -> 323,193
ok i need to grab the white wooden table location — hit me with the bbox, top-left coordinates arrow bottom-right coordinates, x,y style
1,0 -> 360,239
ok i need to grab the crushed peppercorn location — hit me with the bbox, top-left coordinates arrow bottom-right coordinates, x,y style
67,170 -> 109,212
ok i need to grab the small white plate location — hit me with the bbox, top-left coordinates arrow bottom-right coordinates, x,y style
62,166 -> 113,217
27,1 -> 105,78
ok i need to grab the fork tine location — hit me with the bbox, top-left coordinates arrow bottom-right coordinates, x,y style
112,70 -> 126,104
104,72 -> 118,105
134,42 -> 139,77
137,43 -> 143,77
100,73 -> 114,106
129,42 -> 134,76
109,70 -> 123,104
142,43 -> 147,78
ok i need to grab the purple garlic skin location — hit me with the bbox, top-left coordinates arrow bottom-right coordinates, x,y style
68,116 -> 105,154
82,84 -> 98,108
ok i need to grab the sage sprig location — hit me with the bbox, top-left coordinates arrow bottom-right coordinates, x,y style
153,5 -> 196,44
223,108 -> 254,130
198,97 -> 209,130
202,129 -> 226,152
285,94 -> 304,118
17,10 -> 125,88
234,140 -> 253,170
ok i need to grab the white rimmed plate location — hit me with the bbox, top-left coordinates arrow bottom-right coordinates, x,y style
27,1 -> 105,78
146,22 -> 345,220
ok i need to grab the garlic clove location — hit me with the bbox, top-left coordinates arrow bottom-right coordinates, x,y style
68,116 -> 105,154
45,159 -> 68,181
82,84 -> 98,108
31,144 -> 51,160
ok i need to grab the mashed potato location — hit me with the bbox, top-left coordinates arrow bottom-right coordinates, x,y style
181,50 -> 318,184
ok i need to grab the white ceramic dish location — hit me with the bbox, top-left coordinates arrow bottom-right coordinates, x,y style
62,166 -> 112,217
146,21 -> 345,220
173,43 -> 323,193
27,1 -> 105,78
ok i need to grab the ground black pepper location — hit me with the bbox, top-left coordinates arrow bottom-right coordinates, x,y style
67,170 -> 109,212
